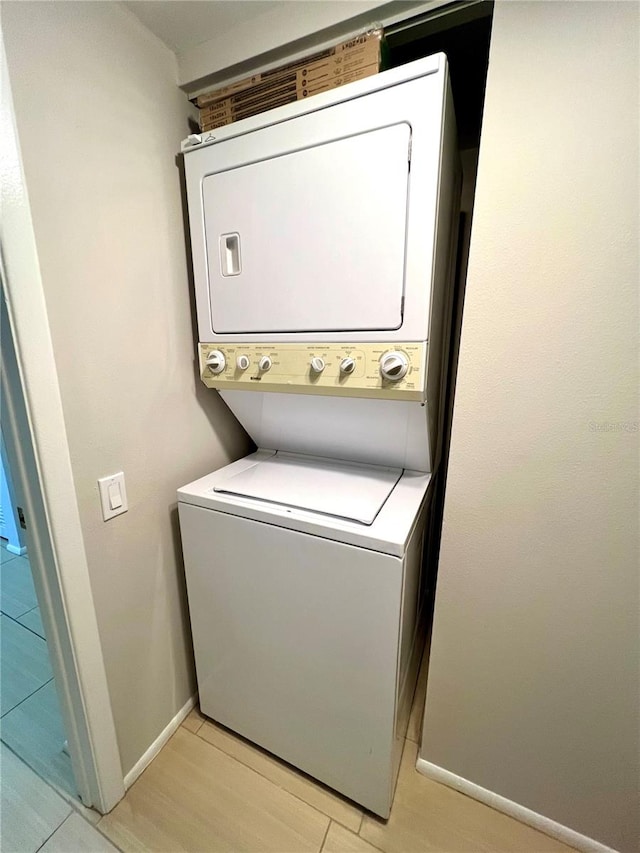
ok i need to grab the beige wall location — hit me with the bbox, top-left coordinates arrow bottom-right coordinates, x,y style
421,2 -> 639,851
2,1 -> 251,775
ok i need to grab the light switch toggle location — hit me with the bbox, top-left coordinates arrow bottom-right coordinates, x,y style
108,482 -> 122,510
98,472 -> 128,521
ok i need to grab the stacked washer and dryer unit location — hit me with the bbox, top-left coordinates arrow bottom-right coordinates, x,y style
178,53 -> 459,819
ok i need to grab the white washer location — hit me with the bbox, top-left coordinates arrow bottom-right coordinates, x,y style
178,450 -> 432,818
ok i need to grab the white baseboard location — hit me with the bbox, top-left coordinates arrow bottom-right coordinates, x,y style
124,694 -> 197,790
415,757 -> 618,853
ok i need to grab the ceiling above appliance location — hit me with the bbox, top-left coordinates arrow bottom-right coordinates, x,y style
123,1 -> 288,54
122,0 -> 442,89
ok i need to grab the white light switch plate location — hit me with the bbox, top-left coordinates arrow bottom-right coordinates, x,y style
98,472 -> 128,521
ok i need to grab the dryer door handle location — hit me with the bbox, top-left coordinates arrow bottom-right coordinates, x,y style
220,232 -> 241,277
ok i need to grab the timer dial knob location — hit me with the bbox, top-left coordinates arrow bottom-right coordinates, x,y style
206,349 -> 226,374
236,355 -> 250,370
310,357 -> 325,373
340,357 -> 356,375
380,351 -> 409,382
258,356 -> 272,372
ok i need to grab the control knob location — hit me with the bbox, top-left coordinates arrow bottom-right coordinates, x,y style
236,355 -> 250,370
380,351 -> 409,382
258,356 -> 272,372
340,357 -> 356,375
206,349 -> 226,374
310,357 -> 325,373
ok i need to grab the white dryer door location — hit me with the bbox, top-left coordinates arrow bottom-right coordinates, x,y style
213,452 -> 401,525
203,123 -> 411,333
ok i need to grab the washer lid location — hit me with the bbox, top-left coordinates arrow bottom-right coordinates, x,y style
213,452 -> 402,525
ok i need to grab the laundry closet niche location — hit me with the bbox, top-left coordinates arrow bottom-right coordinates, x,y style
175,1 -> 493,820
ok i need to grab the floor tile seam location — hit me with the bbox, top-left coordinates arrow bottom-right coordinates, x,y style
95,744 -> 331,853
1,602 -> 39,621
0,675 -> 55,719
354,814 -> 387,853
85,813 -> 126,852
191,725 -> 361,831
1,743 -> 72,848
184,719 -> 204,735
95,814 -> 130,852
40,764 -> 90,813
354,824 -> 388,853
193,722 -> 358,821
40,812 -> 122,853
0,692 -> 77,806
0,738 -> 39,768
0,552 -> 19,565
193,725 -> 343,822
1,606 -> 47,638
0,557 -> 33,573
14,614 -> 46,641
33,811 -> 75,853
318,818 -> 332,852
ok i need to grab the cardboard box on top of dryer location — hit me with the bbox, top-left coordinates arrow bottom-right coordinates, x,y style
199,62 -> 380,130
195,28 -> 384,107
196,28 -> 385,131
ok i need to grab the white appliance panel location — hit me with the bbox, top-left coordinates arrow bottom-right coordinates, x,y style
214,452 -> 401,524
178,451 -> 433,557
178,502 -> 403,817
183,56 -> 448,344
203,124 -> 410,334
220,390 -> 433,471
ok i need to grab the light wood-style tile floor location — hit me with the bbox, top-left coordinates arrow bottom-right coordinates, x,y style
98,660 -> 577,853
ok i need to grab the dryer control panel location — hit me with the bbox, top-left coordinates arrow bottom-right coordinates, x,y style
198,342 -> 427,401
